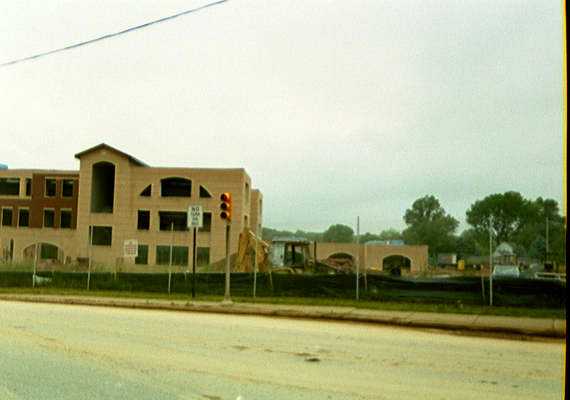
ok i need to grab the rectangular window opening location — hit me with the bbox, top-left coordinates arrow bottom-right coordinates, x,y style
135,245 -> 149,265
156,245 -> 188,266
45,178 -> 57,197
199,212 -> 212,232
2,208 -> 13,226
159,211 -> 187,231
43,209 -> 55,228
89,226 -> 112,246
0,178 -> 20,196
137,210 -> 150,230
62,179 -> 74,197
60,209 -> 72,229
197,247 -> 210,266
25,178 -> 32,196
18,208 -> 29,227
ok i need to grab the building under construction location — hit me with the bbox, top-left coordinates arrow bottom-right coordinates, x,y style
0,144 -> 263,271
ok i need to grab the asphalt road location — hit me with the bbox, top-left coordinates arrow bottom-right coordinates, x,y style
0,301 -> 565,400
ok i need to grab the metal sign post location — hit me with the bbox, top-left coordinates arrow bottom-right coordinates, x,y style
187,205 -> 203,299
168,223 -> 173,295
87,225 -> 93,291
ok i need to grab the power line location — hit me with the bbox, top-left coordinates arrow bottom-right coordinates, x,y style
0,0 -> 228,68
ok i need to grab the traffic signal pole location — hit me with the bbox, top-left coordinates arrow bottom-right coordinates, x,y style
223,222 -> 232,304
220,192 -> 233,304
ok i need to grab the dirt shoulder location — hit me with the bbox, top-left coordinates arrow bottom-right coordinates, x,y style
0,293 -> 565,339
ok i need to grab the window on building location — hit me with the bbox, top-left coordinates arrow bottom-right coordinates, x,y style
199,185 -> 212,198
25,178 -> 32,196
135,245 -> 149,265
159,211 -> 187,231
199,212 -> 212,232
40,243 -> 59,260
62,179 -> 74,197
91,162 -> 115,213
161,177 -> 191,197
140,185 -> 152,197
245,182 -> 250,204
45,178 -> 57,197
60,210 -> 72,229
137,210 -> 150,230
0,178 -> 20,196
18,208 -> 29,227
43,209 -> 55,228
89,226 -> 112,246
156,245 -> 188,266
197,247 -> 210,266
1,208 -> 13,226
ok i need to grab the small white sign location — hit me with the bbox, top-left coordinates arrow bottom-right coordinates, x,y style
123,239 -> 138,258
188,205 -> 203,228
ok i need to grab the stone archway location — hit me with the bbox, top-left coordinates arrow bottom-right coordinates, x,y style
382,254 -> 412,276
23,242 -> 64,265
325,252 -> 355,270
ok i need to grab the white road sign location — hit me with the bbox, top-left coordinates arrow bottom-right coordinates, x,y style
123,239 -> 138,257
188,205 -> 203,228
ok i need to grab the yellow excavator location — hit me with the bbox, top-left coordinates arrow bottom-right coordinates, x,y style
234,229 -> 270,272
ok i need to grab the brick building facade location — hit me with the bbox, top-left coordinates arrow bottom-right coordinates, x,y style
0,144 -> 263,271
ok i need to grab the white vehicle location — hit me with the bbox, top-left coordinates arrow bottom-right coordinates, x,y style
492,265 -> 520,279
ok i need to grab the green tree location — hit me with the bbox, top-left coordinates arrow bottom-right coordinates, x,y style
514,197 -> 566,263
378,228 -> 402,241
294,230 -> 323,242
322,224 -> 354,243
466,194 -> 566,264
402,195 -> 459,256
455,228 -> 484,258
465,191 -> 531,244
358,232 -> 381,243
262,227 -> 293,241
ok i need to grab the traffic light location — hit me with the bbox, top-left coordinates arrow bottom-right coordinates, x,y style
220,192 -> 232,221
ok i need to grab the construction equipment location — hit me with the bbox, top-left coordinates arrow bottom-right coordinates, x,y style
235,229 -> 270,272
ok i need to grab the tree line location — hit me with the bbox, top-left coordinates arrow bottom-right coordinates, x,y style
262,191 -> 566,264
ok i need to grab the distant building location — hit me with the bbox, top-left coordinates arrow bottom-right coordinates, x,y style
0,144 -> 263,270
365,239 -> 405,246
437,253 -> 457,266
493,242 -> 517,265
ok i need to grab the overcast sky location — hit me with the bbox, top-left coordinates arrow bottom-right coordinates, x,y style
0,1 -> 564,233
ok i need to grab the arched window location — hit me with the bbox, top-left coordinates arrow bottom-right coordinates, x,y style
199,185 -> 212,198
161,177 -> 192,197
140,185 -> 151,197
91,162 -> 115,213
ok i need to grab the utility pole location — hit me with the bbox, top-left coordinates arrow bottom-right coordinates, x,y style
545,216 -> 549,262
356,216 -> 360,301
489,220 -> 493,307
